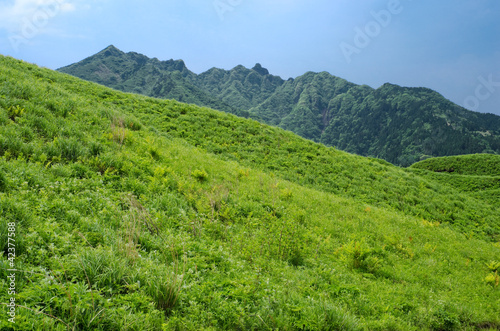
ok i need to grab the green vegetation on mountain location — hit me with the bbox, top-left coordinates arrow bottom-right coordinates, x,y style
411,154 -> 500,176
321,84 -> 500,165
250,71 -> 356,141
410,154 -> 500,206
2,55 -> 500,330
57,46 -> 250,119
194,63 -> 284,111
58,46 -> 500,166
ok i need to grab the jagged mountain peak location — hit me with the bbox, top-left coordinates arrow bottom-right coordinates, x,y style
252,63 -> 269,76
98,45 -> 125,57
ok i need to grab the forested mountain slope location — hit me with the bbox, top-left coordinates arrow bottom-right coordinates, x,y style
193,63 -> 285,111
57,45 -> 247,118
321,84 -> 500,165
58,46 -> 500,165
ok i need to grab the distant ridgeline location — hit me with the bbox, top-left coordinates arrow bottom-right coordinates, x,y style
58,45 -> 500,165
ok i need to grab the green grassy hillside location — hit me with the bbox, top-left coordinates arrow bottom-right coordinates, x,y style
1,55 -> 500,330
411,154 -> 500,176
410,154 -> 500,206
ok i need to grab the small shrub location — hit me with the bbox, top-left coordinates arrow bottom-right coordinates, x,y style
89,142 -> 103,156
431,305 -> 461,331
7,105 -> 24,121
56,138 -> 85,161
280,188 -> 293,200
71,163 -> 91,179
148,146 -> 161,160
486,261 -> 500,272
288,248 -> 304,267
192,169 -> 208,182
338,240 -> 384,274
485,272 -> 499,287
237,168 -> 249,179
125,116 -> 142,131
50,164 -> 73,178
83,232 -> 104,247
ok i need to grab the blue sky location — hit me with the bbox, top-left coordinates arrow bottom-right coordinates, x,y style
1,0 -> 499,115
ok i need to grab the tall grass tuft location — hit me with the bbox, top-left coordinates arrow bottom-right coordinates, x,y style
144,248 -> 185,315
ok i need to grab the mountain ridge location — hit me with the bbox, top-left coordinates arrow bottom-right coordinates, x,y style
57,45 -> 500,165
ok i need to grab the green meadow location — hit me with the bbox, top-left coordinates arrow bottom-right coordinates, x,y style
0,55 -> 499,330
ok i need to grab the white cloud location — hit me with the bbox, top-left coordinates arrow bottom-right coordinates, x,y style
0,0 -> 76,32
0,0 -> 79,52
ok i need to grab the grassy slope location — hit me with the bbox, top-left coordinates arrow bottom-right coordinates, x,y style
410,154 -> 500,207
1,56 -> 500,330
67,87 -> 500,242
411,154 -> 500,176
